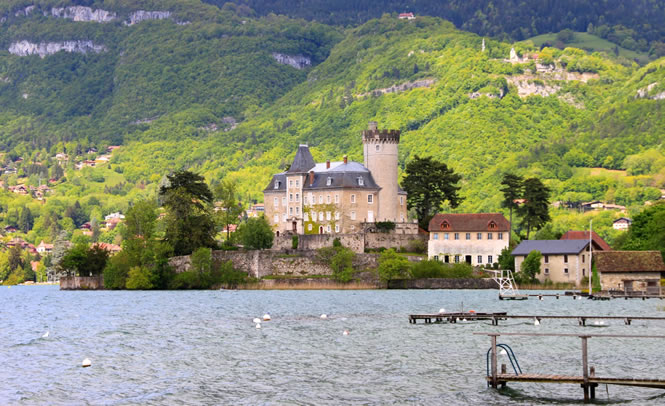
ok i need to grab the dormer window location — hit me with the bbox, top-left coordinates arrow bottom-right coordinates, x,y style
441,221 -> 450,230
488,221 -> 497,230
326,177 -> 332,186
358,177 -> 364,186
274,181 -> 281,189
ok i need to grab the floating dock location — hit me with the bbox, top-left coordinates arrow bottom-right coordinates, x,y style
476,332 -> 665,401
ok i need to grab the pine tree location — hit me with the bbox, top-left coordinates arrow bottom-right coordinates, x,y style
500,173 -> 524,243
519,178 -> 551,239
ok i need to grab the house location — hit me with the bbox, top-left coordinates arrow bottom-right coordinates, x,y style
398,12 -> 415,20
107,145 -> 121,152
428,213 -> 510,266
512,240 -> 591,286
594,251 -> 664,294
581,201 -> 626,212
95,155 -> 111,164
105,212 -> 125,221
4,225 -> 18,233
105,217 -> 123,230
36,240 -> 54,254
92,242 -> 122,254
8,185 -> 29,195
560,231 -> 612,251
54,153 -> 69,162
6,238 -> 37,254
263,122 -> 408,235
613,217 -> 632,230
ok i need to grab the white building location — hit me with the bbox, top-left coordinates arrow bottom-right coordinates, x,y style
428,213 -> 510,266
613,217 -> 632,230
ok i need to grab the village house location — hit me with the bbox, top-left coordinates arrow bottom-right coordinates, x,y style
613,217 -> 632,230
595,251 -> 664,294
263,122 -> 408,235
560,230 -> 612,251
427,213 -> 510,266
512,240 -> 592,286
8,184 -> 29,195
246,203 -> 265,218
36,240 -> 54,254
398,12 -> 415,20
6,238 -> 37,254
92,242 -> 122,255
581,201 -> 626,212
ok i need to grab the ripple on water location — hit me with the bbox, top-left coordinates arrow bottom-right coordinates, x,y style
2,287 -> 665,404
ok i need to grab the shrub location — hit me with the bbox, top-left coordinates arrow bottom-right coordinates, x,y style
126,266 -> 154,289
214,260 -> 248,287
291,235 -> 299,249
375,221 -> 395,233
237,216 -> 274,250
519,250 -> 542,283
103,251 -> 131,289
332,237 -> 342,248
410,260 -> 474,278
169,271 -> 199,289
330,247 -> 354,282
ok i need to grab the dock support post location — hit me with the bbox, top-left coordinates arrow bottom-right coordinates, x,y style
581,335 -> 589,402
501,364 -> 507,388
491,334 -> 498,389
590,366 -> 596,399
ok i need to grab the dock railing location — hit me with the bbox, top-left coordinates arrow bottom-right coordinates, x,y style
475,332 -> 665,401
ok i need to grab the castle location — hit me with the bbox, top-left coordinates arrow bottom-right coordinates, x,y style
263,122 -> 408,235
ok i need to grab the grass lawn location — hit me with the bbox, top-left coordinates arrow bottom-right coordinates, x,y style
526,32 -> 651,64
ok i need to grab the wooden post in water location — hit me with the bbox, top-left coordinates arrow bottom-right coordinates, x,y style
581,335 -> 589,401
491,334 -> 498,388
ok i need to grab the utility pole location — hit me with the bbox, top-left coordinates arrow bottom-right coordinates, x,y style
589,220 -> 593,294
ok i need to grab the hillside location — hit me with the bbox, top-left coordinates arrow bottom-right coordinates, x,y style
527,32 -> 650,64
0,4 -> 665,249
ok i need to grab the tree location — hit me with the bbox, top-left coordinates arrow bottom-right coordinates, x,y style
556,29 -> 575,43
59,243 -> 109,276
237,216 -> 274,250
620,202 -> 665,259
126,266 -> 154,290
403,156 -> 462,229
214,179 -> 243,241
519,178 -> 551,239
18,207 -> 34,233
8,244 -> 24,272
497,246 -> 515,271
377,249 -> 411,282
500,173 -> 524,243
65,201 -> 87,228
123,200 -> 158,240
520,250 -> 542,283
159,171 -> 216,256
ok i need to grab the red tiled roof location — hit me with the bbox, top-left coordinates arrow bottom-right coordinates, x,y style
428,213 -> 510,232
560,231 -> 612,251
595,251 -> 665,273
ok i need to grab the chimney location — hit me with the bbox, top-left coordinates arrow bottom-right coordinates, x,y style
309,170 -> 314,186
326,159 -> 330,169
343,155 -> 348,164
368,121 -> 378,130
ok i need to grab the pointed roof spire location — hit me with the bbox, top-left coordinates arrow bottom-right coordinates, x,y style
287,144 -> 315,173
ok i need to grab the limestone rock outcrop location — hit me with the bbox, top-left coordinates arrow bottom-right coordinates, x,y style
271,53 -> 311,69
9,40 -> 107,58
126,11 -> 172,25
51,6 -> 116,22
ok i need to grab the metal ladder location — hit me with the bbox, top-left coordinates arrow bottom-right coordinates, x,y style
486,343 -> 522,384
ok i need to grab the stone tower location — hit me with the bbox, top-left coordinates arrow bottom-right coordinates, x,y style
362,121 -> 400,222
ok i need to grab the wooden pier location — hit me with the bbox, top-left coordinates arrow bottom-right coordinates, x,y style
477,332 -> 665,401
409,312 -> 665,326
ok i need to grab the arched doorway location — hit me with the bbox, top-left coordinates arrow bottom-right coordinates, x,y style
276,231 -> 280,237
292,221 -> 297,232
319,226 -> 324,234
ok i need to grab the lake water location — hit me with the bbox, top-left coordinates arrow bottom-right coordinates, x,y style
2,286 -> 665,405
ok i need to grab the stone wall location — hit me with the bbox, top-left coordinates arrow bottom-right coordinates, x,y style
600,272 -> 661,293
169,250 -> 380,279
365,232 -> 426,251
273,231 -> 425,254
387,278 -> 499,289
60,276 -> 104,290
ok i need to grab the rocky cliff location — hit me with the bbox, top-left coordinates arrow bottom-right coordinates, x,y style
271,53 -> 311,69
9,40 -> 107,58
51,6 -> 116,22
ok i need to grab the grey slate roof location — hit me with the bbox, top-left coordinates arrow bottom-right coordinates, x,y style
263,160 -> 381,192
287,145 -> 316,173
511,240 -> 590,256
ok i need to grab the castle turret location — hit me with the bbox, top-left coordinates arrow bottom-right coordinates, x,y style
362,121 -> 400,222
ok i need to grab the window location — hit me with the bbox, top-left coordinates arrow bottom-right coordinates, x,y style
296,193 -> 300,202
289,180 -> 293,187
582,255 -> 585,263
564,255 -> 568,263
477,255 -> 482,264
351,225 -> 355,231
375,144 -> 380,151
488,255 -> 493,264
358,177 -> 364,186
466,233 -> 471,240
282,213 -> 287,222
308,224 -> 312,231
444,233 -> 449,240
434,255 -> 439,261
544,268 -> 549,275
273,197 -> 278,207
326,195 -> 331,204
274,181 -> 280,189
454,255 -> 460,263
487,233 -> 492,240
368,194 -> 373,204
544,255 -> 549,264
400,196 -> 404,206
351,211 -> 356,220
335,225 -> 340,233
295,180 -> 300,187
433,233 -> 439,240
498,232 -> 503,240
335,212 -> 340,220
477,233 -> 482,240
351,194 -> 356,203
454,233 -> 459,240
335,194 -> 339,203
400,214 -> 405,222
289,207 -> 293,215
326,212 -> 331,221
273,214 -> 279,223
289,193 -> 293,202
319,195 -> 323,204
326,177 -> 332,186
327,225 -> 331,232
564,268 -> 569,274
582,268 -> 586,276
304,212 -> 309,222
296,207 -> 300,215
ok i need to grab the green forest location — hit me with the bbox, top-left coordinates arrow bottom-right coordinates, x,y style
1,1 -> 665,282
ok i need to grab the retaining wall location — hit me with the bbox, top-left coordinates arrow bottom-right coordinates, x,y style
60,276 -> 104,290
387,278 -> 499,289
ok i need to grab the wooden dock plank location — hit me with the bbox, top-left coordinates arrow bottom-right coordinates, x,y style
489,374 -> 665,388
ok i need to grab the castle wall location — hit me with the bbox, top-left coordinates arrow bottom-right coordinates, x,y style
363,126 -> 400,222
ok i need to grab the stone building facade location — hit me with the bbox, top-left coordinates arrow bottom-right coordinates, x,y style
263,122 -> 408,235
512,240 -> 591,286
595,250 -> 664,294
427,213 -> 509,266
